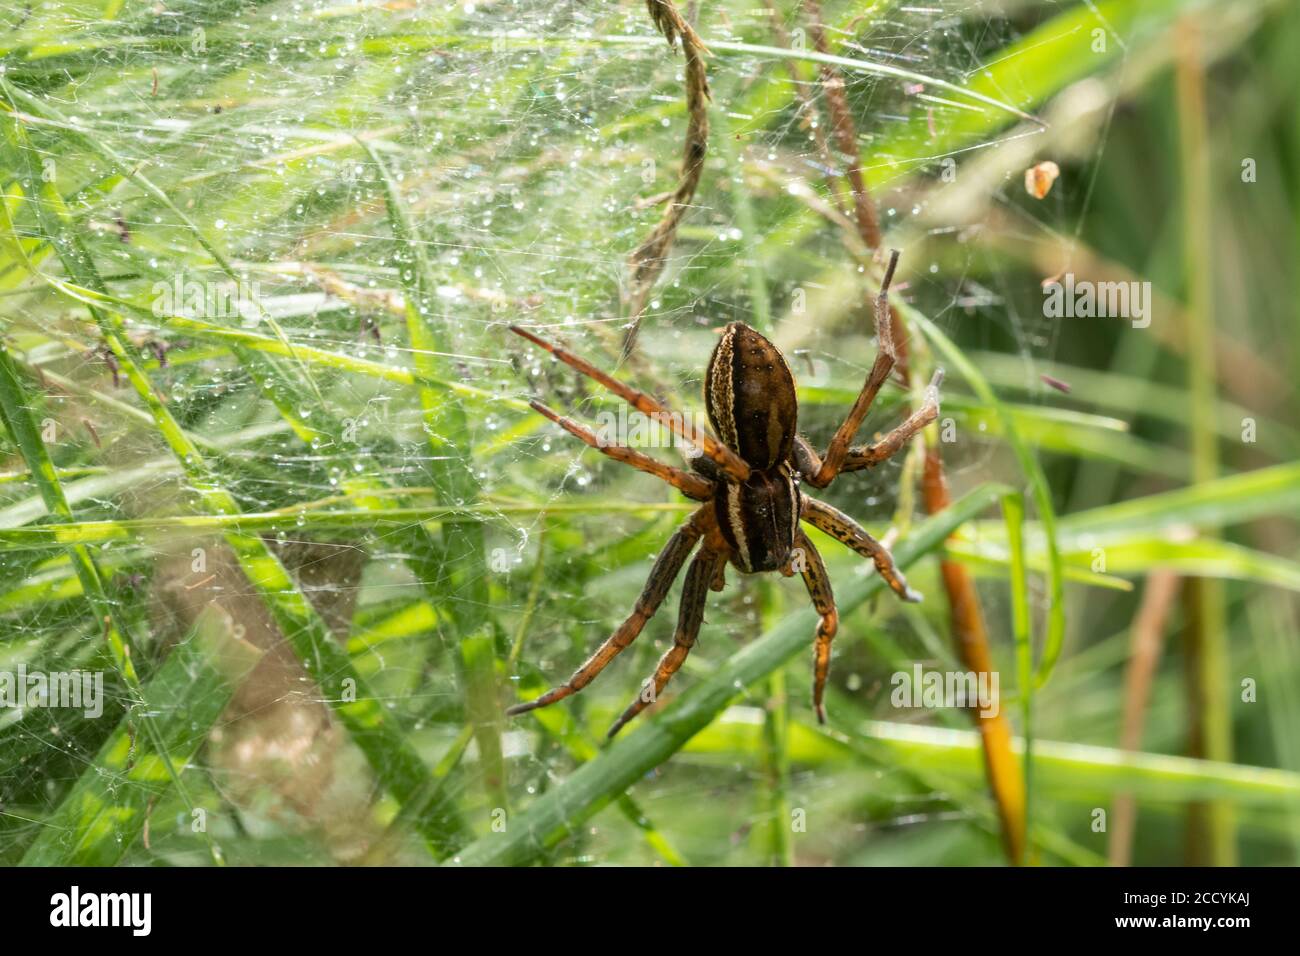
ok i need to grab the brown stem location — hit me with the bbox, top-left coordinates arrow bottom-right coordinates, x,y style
762,0 -> 850,217
804,0 -> 881,250
922,447 -> 1027,864
1109,570 -> 1181,866
624,1 -> 712,356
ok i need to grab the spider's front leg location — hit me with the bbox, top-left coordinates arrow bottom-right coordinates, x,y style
506,506 -> 708,717
527,399 -> 713,500
801,249 -> 901,489
606,547 -> 727,738
801,495 -> 922,603
793,370 -> 942,478
510,324 -> 751,483
842,370 -> 943,472
792,530 -> 838,723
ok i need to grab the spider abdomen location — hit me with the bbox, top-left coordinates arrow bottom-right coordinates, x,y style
715,466 -> 801,573
706,322 -> 798,470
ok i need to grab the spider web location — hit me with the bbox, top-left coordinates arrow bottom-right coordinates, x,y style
0,0 -> 1123,866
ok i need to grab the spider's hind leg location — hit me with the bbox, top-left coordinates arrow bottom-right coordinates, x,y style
793,530 -> 838,723
793,368 -> 941,482
841,370 -> 943,472
802,249 -> 903,489
506,507 -> 707,717
606,548 -> 726,738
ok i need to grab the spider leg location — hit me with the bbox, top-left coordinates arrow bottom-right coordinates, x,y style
511,324 -> 752,482
800,494 -> 922,603
791,434 -> 823,481
529,399 -> 714,500
802,249 -> 901,489
606,547 -> 725,738
841,369 -> 943,472
793,530 -> 838,724
506,507 -> 708,717
709,557 -> 727,592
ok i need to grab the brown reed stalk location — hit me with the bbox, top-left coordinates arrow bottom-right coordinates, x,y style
1110,569 -> 1182,865
919,447 -> 1028,864
803,0 -> 881,250
762,0 -> 850,217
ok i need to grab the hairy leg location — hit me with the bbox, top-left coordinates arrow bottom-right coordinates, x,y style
528,399 -> 713,500
606,548 -> 726,737
842,370 -> 943,472
800,495 -> 922,603
511,325 -> 751,481
794,530 -> 839,723
802,249 -> 901,488
506,507 -> 707,716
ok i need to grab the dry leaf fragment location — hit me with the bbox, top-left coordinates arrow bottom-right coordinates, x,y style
1025,160 -> 1061,199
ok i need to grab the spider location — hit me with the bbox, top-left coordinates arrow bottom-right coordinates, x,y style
507,249 -> 943,738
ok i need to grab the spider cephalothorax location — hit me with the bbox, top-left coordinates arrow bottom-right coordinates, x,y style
508,250 -> 942,737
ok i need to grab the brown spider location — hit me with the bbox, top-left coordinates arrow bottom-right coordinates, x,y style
508,249 -> 943,737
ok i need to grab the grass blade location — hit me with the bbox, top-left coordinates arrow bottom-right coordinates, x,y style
19,607 -> 263,866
